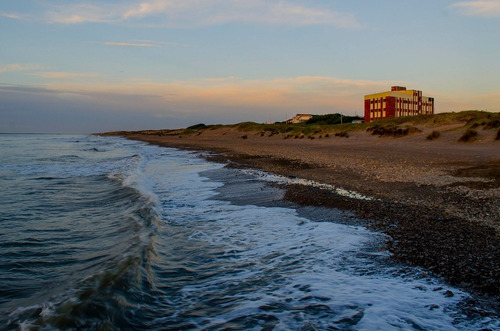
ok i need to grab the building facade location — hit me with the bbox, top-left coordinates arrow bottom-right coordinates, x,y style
364,86 -> 434,122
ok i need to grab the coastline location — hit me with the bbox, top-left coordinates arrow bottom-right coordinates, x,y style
101,124 -> 499,303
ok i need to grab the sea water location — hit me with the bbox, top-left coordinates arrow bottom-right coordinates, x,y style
0,134 -> 497,330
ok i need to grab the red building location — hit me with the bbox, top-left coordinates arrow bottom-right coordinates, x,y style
364,86 -> 434,122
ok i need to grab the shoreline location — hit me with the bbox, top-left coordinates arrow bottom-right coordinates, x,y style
101,125 -> 499,303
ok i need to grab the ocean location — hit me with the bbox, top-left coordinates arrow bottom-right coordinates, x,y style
0,134 -> 497,330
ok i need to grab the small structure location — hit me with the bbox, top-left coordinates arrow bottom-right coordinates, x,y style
364,86 -> 434,122
286,114 -> 313,124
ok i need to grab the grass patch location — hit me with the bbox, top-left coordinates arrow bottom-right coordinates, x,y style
102,111 -> 499,141
426,131 -> 441,141
458,129 -> 478,142
367,124 -> 421,137
368,110 -> 497,129
484,116 -> 500,130
335,131 -> 349,138
233,121 -> 338,136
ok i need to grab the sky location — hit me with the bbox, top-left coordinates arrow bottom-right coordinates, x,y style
1,0 -> 500,133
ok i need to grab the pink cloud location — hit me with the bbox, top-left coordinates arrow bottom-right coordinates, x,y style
451,1 -> 500,18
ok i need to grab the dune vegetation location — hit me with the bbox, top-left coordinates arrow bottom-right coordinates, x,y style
102,110 -> 500,142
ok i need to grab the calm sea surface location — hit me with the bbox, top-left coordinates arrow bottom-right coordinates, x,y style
0,134 -> 497,330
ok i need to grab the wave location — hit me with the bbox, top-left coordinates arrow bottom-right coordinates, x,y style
36,154 -> 84,163
3,140 -> 163,329
6,180 -> 161,329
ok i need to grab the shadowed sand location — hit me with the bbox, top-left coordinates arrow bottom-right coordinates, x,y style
102,122 -> 500,304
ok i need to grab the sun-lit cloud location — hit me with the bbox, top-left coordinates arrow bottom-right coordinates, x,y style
36,76 -> 388,119
0,12 -> 22,20
122,0 -> 173,19
45,0 -> 361,29
3,76 -> 498,133
10,73 -> 496,119
450,1 -> 500,18
31,72 -> 101,79
45,3 -> 123,24
0,63 -> 44,73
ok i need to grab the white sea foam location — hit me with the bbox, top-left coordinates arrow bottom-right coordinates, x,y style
240,168 -> 375,200
140,144 -> 497,329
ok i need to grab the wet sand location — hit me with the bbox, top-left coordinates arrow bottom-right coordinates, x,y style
104,126 -> 500,303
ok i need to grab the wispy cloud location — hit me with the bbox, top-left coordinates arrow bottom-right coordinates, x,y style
451,1 -> 500,18
45,3 -> 119,24
0,63 -> 44,73
104,41 -> 156,47
31,72 -> 101,79
45,0 -> 361,29
0,12 -> 22,20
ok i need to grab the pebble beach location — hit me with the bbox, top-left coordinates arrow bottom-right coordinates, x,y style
104,121 -> 500,306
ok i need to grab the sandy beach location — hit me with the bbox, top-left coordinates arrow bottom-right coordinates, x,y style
103,119 -> 500,304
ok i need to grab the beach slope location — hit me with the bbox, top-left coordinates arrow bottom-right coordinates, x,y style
101,111 -> 500,302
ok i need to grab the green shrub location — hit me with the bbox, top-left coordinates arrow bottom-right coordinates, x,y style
335,131 -> 349,138
187,123 -> 207,130
306,113 -> 363,125
367,124 -> 421,137
458,129 -> 478,142
426,131 -> 441,141
485,118 -> 500,129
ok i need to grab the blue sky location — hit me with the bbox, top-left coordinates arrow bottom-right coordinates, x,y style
1,0 -> 499,133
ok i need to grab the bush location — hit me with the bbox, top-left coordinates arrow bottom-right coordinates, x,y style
496,130 -> 500,141
485,118 -> 500,130
335,131 -> 349,138
458,129 -> 478,142
187,123 -> 207,130
306,113 -> 363,125
240,135 -> 248,139
426,131 -> 441,141
367,124 -> 421,137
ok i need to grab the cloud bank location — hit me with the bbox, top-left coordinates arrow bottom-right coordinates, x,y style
0,76 -> 386,133
2,75 -> 498,133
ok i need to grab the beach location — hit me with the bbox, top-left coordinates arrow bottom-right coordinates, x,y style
104,122 -> 500,304
7,134 -> 500,328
